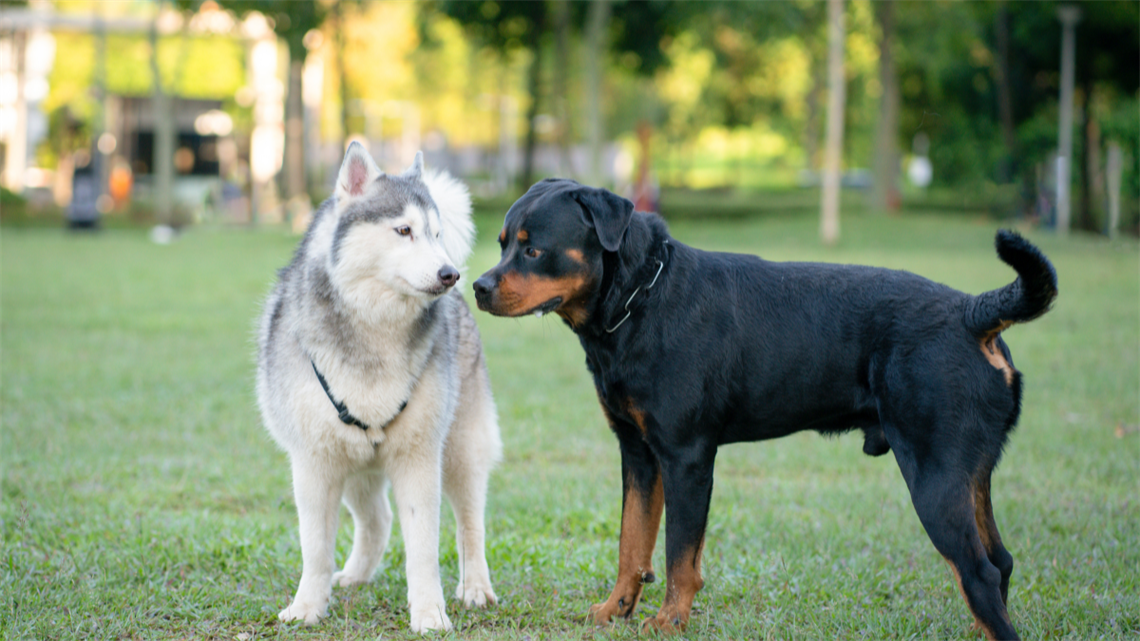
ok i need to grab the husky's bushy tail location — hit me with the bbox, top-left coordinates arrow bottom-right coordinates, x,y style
964,230 -> 1058,336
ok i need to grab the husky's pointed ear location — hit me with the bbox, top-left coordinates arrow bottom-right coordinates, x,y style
403,151 -> 424,180
573,185 -> 634,252
335,142 -> 382,201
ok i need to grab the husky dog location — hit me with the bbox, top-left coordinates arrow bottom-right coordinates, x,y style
256,144 -> 501,633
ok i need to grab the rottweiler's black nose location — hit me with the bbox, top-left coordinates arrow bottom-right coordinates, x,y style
438,265 -> 460,288
473,274 -> 495,298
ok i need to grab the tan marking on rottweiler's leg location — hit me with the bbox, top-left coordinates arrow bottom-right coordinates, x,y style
626,400 -> 650,437
589,473 -> 664,625
941,487 -> 1011,641
979,322 -> 1015,386
972,471 -> 1012,606
642,537 -> 705,633
943,558 -> 987,637
973,477 -> 999,556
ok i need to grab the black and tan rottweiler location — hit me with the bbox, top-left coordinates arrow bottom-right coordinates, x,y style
473,179 -> 1056,640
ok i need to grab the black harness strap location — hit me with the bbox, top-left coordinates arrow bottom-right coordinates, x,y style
310,360 -> 408,432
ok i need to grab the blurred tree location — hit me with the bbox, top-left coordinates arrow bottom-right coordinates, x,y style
820,0 -> 846,246
870,0 -> 899,213
583,0 -> 610,186
995,2 -> 1138,229
437,0 -> 547,188
437,0 -> 689,188
219,1 -> 326,201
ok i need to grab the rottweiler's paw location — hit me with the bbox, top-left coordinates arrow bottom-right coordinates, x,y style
639,608 -> 688,635
588,594 -> 637,625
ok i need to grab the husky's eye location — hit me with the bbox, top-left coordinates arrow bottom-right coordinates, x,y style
395,225 -> 412,237
525,247 -> 541,258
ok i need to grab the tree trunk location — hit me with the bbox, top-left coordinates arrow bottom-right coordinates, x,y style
552,0 -> 572,177
149,2 -> 174,226
585,0 -> 611,186
870,0 -> 899,213
820,0 -> 846,246
1079,80 -> 1098,232
994,2 -> 1016,180
335,1 -> 351,152
520,6 -> 545,190
804,57 -> 823,171
284,58 -> 305,200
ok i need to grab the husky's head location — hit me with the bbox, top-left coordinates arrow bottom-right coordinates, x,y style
324,143 -> 473,309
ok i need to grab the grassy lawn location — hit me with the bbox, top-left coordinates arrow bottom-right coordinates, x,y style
2,209 -> 1137,640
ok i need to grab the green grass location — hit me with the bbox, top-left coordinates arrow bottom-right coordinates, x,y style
2,210 -> 1137,640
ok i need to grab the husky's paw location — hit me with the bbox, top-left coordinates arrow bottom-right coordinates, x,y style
278,600 -> 325,625
409,601 -> 452,633
455,580 -> 498,608
332,569 -> 373,588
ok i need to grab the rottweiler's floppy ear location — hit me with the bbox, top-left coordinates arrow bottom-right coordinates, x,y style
335,141 -> 382,201
574,186 -> 634,252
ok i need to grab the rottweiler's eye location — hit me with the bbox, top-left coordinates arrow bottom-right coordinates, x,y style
395,225 -> 412,237
525,247 -> 541,258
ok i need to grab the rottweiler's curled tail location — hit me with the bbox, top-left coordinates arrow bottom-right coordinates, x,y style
965,230 -> 1059,337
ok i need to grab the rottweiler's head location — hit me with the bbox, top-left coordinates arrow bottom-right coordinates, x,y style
473,178 -> 633,328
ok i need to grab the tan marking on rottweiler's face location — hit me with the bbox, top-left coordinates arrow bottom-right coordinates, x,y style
498,228 -> 506,244
494,271 -> 587,317
517,229 -> 529,242
566,248 -> 586,264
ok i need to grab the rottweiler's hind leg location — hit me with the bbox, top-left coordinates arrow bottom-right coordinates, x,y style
892,444 -> 1019,640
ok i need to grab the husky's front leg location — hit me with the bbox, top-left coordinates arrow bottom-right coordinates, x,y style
280,456 -> 345,624
388,449 -> 451,633
333,472 -> 393,587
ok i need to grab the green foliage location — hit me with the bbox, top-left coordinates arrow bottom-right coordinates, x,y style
2,212 -> 1138,639
220,0 -> 327,58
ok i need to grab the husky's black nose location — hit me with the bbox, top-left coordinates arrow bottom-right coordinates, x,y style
438,265 -> 460,288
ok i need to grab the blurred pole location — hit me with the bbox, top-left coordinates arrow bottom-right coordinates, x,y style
334,1 -> 350,153
1055,5 -> 1080,236
284,56 -> 305,200
820,0 -> 845,246
552,0 -> 571,177
149,1 -> 174,226
2,30 -> 26,190
520,5 -> 545,190
1106,141 -> 1121,238
584,0 -> 610,187
994,3 -> 1017,174
93,9 -> 108,210
870,0 -> 898,213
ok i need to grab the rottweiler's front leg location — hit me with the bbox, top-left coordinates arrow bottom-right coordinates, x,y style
589,426 -> 663,624
641,444 -> 716,634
